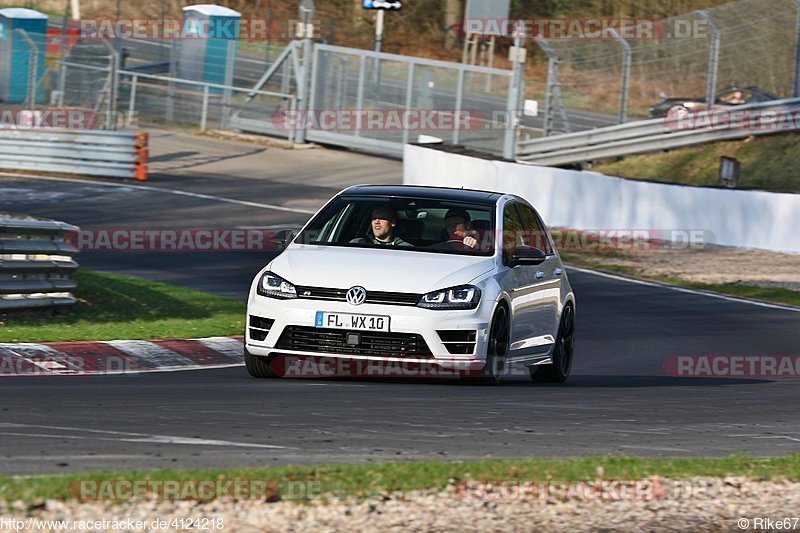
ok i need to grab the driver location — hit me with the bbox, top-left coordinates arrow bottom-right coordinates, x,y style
444,208 -> 479,249
351,206 -> 412,247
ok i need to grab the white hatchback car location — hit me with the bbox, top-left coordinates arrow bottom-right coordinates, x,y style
245,185 -> 575,384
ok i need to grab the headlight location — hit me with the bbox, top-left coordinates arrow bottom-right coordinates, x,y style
417,285 -> 481,310
257,271 -> 297,299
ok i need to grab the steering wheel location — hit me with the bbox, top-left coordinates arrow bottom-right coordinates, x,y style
445,238 -> 472,250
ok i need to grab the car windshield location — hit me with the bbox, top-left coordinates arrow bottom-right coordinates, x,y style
295,196 -> 496,256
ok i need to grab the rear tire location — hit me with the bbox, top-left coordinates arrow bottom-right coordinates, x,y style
666,104 -> 690,120
463,305 -> 509,386
531,304 -> 575,383
245,348 -> 276,378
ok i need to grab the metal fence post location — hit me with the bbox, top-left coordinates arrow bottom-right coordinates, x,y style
402,62 -> 415,146
698,10 -> 719,113
609,28 -> 631,124
794,0 -> 800,97
127,74 -> 138,127
201,85 -> 209,131
294,38 -> 314,144
453,68 -> 465,145
14,30 -> 38,109
110,49 -> 120,129
543,58 -> 556,137
98,40 -> 120,130
503,24 -> 526,159
355,55 -> 366,137
335,56 -> 347,118
57,63 -> 67,107
221,39 -> 236,129
288,96 -> 297,147
166,39 -> 178,122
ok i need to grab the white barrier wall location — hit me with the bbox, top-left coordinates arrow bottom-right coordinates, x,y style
403,144 -> 800,253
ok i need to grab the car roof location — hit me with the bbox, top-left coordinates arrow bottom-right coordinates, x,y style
342,185 -> 503,204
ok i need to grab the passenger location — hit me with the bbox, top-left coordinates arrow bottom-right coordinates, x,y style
723,90 -> 745,105
444,208 -> 479,249
351,206 -> 412,247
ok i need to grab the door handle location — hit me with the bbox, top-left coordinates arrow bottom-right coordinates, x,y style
535,271 -> 545,280
554,268 -> 563,276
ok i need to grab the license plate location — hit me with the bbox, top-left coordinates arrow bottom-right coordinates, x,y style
315,311 -> 390,332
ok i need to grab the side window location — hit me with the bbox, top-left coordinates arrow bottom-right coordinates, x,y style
516,203 -> 553,255
502,203 -> 524,266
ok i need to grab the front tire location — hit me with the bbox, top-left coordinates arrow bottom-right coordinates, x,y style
464,305 -> 509,385
531,304 -> 575,383
245,348 -> 276,378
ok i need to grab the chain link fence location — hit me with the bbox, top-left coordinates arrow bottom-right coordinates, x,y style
307,44 -> 514,156
5,0 -> 794,155
532,0 -> 799,135
22,37 -> 296,137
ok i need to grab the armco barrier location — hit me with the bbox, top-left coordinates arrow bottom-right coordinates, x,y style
0,214 -> 80,311
516,98 -> 800,166
0,128 -> 148,180
404,144 -> 800,254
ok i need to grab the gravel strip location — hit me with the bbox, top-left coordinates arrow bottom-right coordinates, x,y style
564,244 -> 800,292
1,477 -> 798,532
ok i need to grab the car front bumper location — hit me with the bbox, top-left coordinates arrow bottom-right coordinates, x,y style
245,293 -> 495,373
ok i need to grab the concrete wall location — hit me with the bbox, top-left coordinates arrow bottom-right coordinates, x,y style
403,144 -> 800,253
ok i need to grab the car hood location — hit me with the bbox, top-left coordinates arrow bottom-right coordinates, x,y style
268,244 -> 495,293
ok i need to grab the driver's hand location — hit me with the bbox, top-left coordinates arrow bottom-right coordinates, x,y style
462,236 -> 478,249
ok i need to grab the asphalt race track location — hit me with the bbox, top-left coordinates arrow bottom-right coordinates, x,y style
1,172 -> 799,475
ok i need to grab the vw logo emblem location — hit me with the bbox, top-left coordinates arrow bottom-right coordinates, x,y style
346,286 -> 367,306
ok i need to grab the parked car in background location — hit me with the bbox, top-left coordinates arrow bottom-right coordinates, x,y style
649,86 -> 779,118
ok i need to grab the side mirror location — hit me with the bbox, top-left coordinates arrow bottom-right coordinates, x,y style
510,246 -> 547,267
271,229 -> 297,251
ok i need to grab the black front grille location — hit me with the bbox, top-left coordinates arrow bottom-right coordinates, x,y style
249,315 -> 275,342
294,286 -> 422,307
365,290 -> 422,306
295,286 -> 347,301
276,326 -> 433,357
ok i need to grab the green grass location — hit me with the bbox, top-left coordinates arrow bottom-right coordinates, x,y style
0,270 -> 245,343
592,132 -> 800,192
561,252 -> 800,307
1,455 -> 799,503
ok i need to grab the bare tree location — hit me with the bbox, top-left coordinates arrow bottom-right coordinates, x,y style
444,0 -> 462,47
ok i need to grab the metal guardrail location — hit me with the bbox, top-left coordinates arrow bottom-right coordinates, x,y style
0,215 -> 79,311
516,97 -> 800,166
0,128 -> 148,180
